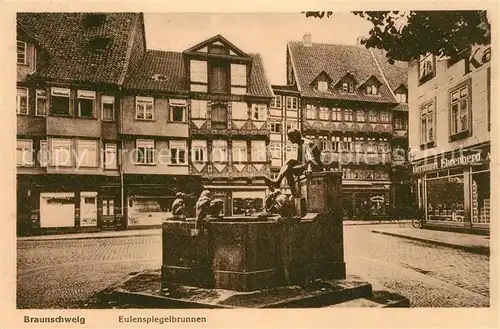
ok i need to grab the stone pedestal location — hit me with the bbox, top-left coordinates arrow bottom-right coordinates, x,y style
161,171 -> 345,292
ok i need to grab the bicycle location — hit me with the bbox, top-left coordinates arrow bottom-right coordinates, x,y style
411,217 -> 423,228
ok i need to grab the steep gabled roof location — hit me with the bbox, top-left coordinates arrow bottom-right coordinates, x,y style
358,74 -> 383,88
183,34 -> 250,59
123,50 -> 274,98
370,48 -> 408,92
16,12 -> 145,85
287,41 -> 398,103
310,70 -> 333,86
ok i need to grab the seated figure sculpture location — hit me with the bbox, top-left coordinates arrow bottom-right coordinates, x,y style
195,190 -> 212,220
265,190 -> 295,219
171,192 -> 186,220
264,128 -> 323,197
208,199 -> 224,219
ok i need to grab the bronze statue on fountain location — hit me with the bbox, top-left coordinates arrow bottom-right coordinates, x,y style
264,128 -> 323,198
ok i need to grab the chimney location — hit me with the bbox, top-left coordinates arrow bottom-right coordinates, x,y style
303,33 -> 312,47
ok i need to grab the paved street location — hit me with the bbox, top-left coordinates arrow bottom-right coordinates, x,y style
17,225 -> 489,308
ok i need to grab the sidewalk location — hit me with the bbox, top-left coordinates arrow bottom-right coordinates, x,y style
343,219 -> 412,226
372,227 -> 490,255
18,228 -> 162,242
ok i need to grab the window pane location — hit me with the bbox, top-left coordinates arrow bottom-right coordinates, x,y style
77,140 -> 98,167
79,99 -> 94,117
171,107 -> 184,122
52,96 -> 70,115
51,139 -> 72,166
105,144 -> 117,169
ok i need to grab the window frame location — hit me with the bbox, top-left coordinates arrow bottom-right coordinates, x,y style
50,87 -> 71,116
419,99 -> 436,149
211,103 -> 228,129
356,110 -> 365,123
35,89 -> 48,116
270,121 -> 283,134
76,139 -> 99,168
306,104 -> 317,120
448,78 -> 472,141
343,109 -> 353,122
101,95 -> 115,122
169,140 -> 187,165
104,143 -> 118,170
191,100 -> 208,119
16,87 -> 29,115
191,140 -> 207,164
286,96 -> 298,110
251,140 -> 267,162
39,140 -> 48,167
232,140 -> 248,163
17,139 -> 34,167
418,53 -> 436,84
77,90 -> 96,118
135,96 -> 155,121
252,104 -> 268,121
212,140 -> 228,163
17,40 -> 27,65
50,138 -> 72,167
270,95 -> 282,109
319,106 -> 330,121
318,80 -> 328,92
135,139 -> 156,165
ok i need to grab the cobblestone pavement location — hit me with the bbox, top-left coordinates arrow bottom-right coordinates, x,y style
16,225 -> 490,308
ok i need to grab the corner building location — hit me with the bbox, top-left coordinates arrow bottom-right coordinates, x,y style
285,35 -> 410,219
408,42 -> 491,234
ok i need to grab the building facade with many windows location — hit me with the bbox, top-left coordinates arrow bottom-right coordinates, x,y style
408,42 -> 491,233
16,13 -> 147,234
284,35 -> 411,219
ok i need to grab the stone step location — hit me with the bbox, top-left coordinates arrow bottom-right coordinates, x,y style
325,291 -> 410,308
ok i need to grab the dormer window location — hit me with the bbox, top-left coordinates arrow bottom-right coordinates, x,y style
396,92 -> 407,103
83,13 -> 106,28
366,84 -> 378,95
418,53 -> 435,83
342,81 -> 354,93
89,37 -> 110,52
17,41 -> 27,64
318,81 -> 328,92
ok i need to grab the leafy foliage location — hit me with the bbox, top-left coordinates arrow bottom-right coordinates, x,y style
303,11 -> 490,63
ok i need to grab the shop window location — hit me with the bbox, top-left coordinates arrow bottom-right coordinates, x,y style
211,103 -> 227,129
270,95 -> 282,109
449,80 -> 472,141
420,101 -> 435,148
51,87 -> 70,116
77,90 -> 96,118
319,106 -> 330,120
35,89 -> 47,116
212,140 -> 228,162
77,139 -> 98,167
169,140 -> 187,165
306,104 -> 317,120
233,196 -> 264,216
232,140 -> 248,163
191,100 -> 208,119
169,99 -> 187,123
51,138 -> 72,167
17,139 -> 33,167
101,95 -> 115,121
136,139 -> 155,165
426,175 -> 465,222
17,87 -> 28,115
104,143 -> 117,169
135,96 -> 154,120
471,171 -> 490,224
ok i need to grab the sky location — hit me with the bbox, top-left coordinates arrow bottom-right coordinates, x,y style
143,13 -> 373,85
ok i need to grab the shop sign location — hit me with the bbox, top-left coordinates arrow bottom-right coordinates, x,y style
370,195 -> 385,206
464,45 -> 491,75
413,149 -> 490,174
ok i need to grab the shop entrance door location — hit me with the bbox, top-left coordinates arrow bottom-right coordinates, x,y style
99,198 -> 116,229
